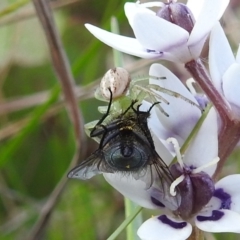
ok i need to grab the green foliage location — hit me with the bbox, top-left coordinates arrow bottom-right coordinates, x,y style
0,0 -> 130,239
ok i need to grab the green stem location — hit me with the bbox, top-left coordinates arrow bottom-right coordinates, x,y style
107,205 -> 143,240
124,198 -> 142,240
111,16 -> 124,67
181,104 -> 212,154
171,104 -> 212,165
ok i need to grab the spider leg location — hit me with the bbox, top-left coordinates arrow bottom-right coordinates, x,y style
91,88 -> 113,136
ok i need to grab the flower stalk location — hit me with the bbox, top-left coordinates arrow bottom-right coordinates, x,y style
216,122 -> 240,178
185,59 -> 232,121
187,227 -> 204,240
185,59 -> 240,178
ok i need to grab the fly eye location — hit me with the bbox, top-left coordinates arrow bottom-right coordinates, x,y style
106,145 -> 149,171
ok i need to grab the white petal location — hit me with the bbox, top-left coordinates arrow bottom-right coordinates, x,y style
104,173 -> 159,209
138,215 -> 192,240
166,45 -> 192,63
149,63 -> 201,142
236,44 -> 240,64
124,2 -> 155,29
85,24 -> 155,59
188,0 -> 230,59
157,51 -> 188,63
140,101 -> 174,165
187,0 -> 205,20
215,174 -> 240,213
196,209 -> 240,233
209,22 -> 235,93
151,129 -> 175,166
85,24 -> 189,62
183,108 -> 218,176
187,0 -> 204,21
132,12 -> 189,52
222,63 -> 240,108
204,194 -> 222,212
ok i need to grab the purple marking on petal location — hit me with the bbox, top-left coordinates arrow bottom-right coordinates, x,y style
214,188 -> 232,209
147,49 -> 156,53
146,49 -> 163,55
151,196 -> 165,207
158,215 -> 187,229
197,210 -> 224,222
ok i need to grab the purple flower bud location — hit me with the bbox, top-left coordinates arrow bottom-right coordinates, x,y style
156,2 -> 195,33
170,163 -> 215,220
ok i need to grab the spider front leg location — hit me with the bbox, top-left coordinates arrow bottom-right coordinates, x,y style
131,83 -> 170,117
147,84 -> 201,111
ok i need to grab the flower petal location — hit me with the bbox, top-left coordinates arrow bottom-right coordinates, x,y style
186,0 -> 205,20
140,101 -> 174,165
104,172 -> 160,209
188,0 -> 230,59
85,24 -> 154,59
183,108 -> 218,176
132,12 -> 189,53
138,215 -> 192,240
196,209 -> 240,233
149,63 -> 201,143
222,63 -> 240,109
209,22 -> 235,93
236,44 -> 240,64
215,174 -> 240,213
151,129 -> 174,165
124,2 -> 155,29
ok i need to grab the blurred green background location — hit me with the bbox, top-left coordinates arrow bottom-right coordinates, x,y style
0,0 -> 240,240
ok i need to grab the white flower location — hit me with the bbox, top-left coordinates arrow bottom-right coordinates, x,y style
85,0 -> 229,63
209,22 -> 240,113
104,63 -> 218,211
138,174 -> 240,240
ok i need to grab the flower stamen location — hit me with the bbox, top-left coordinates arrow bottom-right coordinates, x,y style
186,78 -> 197,95
170,174 -> 185,196
192,157 -> 220,174
167,137 -> 184,168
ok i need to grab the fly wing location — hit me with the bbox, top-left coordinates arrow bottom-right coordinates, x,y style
151,154 -> 180,210
67,150 -> 113,180
153,154 -> 173,186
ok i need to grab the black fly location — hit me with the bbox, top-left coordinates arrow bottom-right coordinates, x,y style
68,89 -> 174,192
